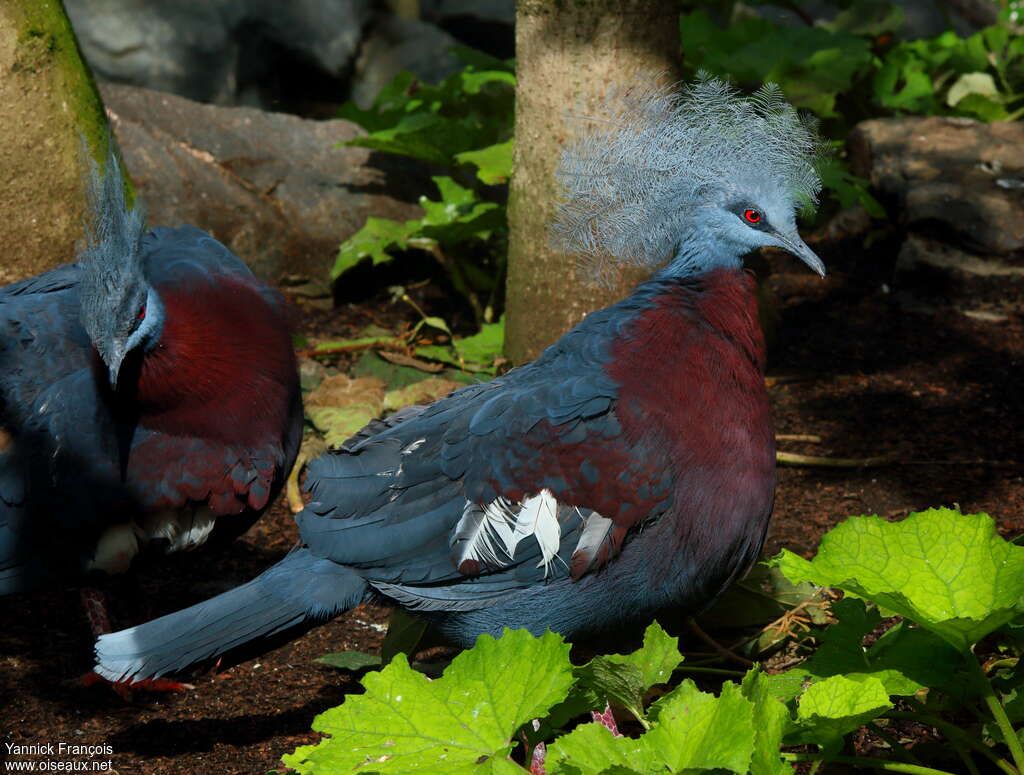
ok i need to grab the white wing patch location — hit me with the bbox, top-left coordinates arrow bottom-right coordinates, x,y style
451,488 -> 563,577
513,490 -> 561,574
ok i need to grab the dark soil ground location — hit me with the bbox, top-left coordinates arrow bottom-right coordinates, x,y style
1,241 -> 1022,774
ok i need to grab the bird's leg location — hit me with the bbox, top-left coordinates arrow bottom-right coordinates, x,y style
79,586 -> 113,637
76,587 -> 192,694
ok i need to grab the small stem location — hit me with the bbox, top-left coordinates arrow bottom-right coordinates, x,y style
781,752 -> 957,775
972,656 -> 1024,773
950,738 -> 981,775
867,721 -> 920,765
886,710 -> 1018,775
673,665 -> 747,678
686,618 -> 754,668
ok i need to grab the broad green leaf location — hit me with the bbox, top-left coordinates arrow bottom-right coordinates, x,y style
767,598 -> 964,700
546,723 -> 644,775
679,10 -> 872,117
316,651 -> 382,671
453,319 -> 505,368
456,140 -> 513,184
284,629 -> 573,774
740,670 -> 790,775
380,608 -> 430,665
334,217 -> 418,278
603,621 -> 684,690
772,509 -> 1024,651
822,0 -> 905,36
955,93 -> 1009,121
545,622 -> 683,733
345,112 -> 462,166
790,674 -> 892,750
574,658 -> 647,724
419,316 -> 453,335
947,71 -> 1001,106
644,680 -> 756,773
549,681 -> 756,774
817,158 -> 887,219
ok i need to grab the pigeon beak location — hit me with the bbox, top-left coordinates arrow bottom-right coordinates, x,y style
777,233 -> 826,277
104,340 -> 128,390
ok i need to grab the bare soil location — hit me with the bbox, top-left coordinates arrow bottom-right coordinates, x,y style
2,245 -> 1022,774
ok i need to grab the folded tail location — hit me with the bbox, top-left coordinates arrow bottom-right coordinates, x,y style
94,546 -> 367,683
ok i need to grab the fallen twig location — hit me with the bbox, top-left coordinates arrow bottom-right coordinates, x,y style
776,451 -> 899,468
686,618 -> 754,669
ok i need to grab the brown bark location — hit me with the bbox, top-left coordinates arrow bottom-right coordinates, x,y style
0,0 -> 109,285
504,0 -> 682,364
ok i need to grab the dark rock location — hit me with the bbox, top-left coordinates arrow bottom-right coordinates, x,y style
102,83 -> 429,283
66,0 -> 371,107
350,15 -> 463,109
848,116 -> 1024,306
849,116 -> 1024,258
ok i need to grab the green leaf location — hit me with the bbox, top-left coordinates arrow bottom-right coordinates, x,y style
947,71 -> 1001,106
679,10 -> 873,118
574,658 -> 648,724
603,621 -> 684,691
456,140 -> 513,185
333,216 -> 419,278
546,723 -> 644,775
316,651 -> 383,672
644,680 -> 756,773
772,508 -> 1024,651
817,158 -> 887,218
790,674 -> 892,750
549,681 -> 756,775
453,319 -> 505,368
284,629 -> 573,774
419,316 -> 453,335
740,670 -> 790,775
766,598 -> 964,701
955,93 -> 1009,121
380,609 -> 429,666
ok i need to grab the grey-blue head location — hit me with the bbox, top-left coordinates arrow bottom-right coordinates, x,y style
552,75 -> 826,280
78,149 -> 164,389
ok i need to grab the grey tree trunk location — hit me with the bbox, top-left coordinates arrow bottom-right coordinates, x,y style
504,0 -> 682,364
0,0 -> 109,285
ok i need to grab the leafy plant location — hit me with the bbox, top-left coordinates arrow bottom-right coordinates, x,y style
335,49 -> 514,326
286,508 -> 1024,773
680,1 -> 1024,219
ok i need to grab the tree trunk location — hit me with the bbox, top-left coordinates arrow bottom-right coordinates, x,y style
0,0 -> 109,285
504,0 -> 682,364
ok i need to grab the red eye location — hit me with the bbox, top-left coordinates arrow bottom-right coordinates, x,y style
137,305 -> 146,320
743,209 -> 762,224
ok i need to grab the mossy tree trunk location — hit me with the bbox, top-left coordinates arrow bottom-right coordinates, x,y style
504,0 -> 682,364
0,0 -> 110,285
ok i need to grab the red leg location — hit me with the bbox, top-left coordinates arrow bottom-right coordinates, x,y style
76,588 -> 192,694
79,587 -> 113,637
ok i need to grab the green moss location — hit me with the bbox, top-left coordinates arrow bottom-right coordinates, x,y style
13,1 -> 108,164
12,0 -> 130,200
